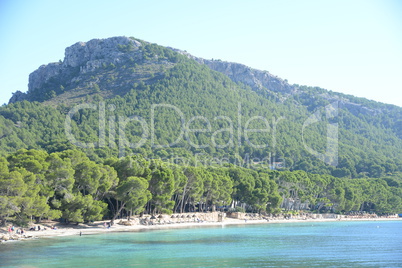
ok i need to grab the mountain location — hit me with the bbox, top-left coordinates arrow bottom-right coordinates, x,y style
1,36 -> 402,224
2,36 -> 402,179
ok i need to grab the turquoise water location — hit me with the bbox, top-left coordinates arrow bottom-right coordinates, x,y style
1,221 -> 401,267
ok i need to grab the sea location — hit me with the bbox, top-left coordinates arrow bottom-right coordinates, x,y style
1,220 -> 401,267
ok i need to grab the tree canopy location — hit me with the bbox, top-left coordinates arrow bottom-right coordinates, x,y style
0,149 -> 401,226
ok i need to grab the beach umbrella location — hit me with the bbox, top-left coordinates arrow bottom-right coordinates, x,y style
192,214 -> 196,218
150,215 -> 156,220
187,215 -> 191,218
181,215 -> 185,218
171,215 -> 176,218
158,215 -> 163,219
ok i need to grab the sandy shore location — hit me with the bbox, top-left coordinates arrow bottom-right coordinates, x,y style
0,217 -> 402,241
1,215 -> 401,242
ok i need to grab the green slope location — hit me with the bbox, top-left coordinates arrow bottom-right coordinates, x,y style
1,37 -> 402,180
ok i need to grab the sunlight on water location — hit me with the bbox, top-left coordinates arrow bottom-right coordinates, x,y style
1,221 -> 401,267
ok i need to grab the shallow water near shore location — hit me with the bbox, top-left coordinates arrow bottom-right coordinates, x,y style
1,220 -> 401,267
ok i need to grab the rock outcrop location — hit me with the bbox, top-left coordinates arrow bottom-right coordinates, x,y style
8,90 -> 28,103
197,58 -> 294,94
62,36 -> 141,70
11,37 -> 143,103
339,101 -> 380,117
170,47 -> 295,95
28,62 -> 63,92
29,37 -> 141,91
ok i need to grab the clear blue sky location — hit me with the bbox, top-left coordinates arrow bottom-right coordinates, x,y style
1,0 -> 401,106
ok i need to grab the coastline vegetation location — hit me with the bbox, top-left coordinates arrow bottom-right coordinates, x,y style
1,149 -> 401,227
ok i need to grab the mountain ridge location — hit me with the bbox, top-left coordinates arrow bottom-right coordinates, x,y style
11,36 -> 297,104
9,36 -> 397,118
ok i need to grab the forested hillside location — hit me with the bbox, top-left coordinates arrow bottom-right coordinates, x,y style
2,41 -> 402,178
0,36 -> 401,223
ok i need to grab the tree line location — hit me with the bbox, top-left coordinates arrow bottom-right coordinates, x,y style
1,149 -> 401,226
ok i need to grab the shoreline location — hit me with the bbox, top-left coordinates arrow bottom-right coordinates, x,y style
1,215 -> 401,243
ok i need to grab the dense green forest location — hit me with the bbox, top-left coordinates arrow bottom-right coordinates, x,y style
0,37 -> 402,224
1,149 -> 401,226
2,59 -> 402,178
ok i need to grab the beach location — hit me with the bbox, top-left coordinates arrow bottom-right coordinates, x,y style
2,217 -> 402,267
1,213 -> 401,243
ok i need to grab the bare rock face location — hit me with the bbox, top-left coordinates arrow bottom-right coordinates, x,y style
63,36 -> 141,69
170,47 -> 294,95
12,37 -> 143,103
339,101 -> 379,116
28,62 -> 63,92
8,90 -> 28,103
199,59 -> 294,94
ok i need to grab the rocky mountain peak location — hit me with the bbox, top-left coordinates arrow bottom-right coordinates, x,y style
10,36 -> 297,104
63,36 -> 141,68
26,36 -> 142,94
